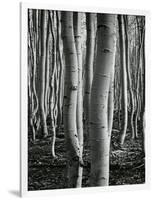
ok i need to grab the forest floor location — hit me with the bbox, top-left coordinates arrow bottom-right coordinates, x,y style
28,125 -> 145,190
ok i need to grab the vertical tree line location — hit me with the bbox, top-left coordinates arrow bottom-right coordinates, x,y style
28,10 -> 145,188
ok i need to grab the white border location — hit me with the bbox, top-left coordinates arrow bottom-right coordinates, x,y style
20,2 -> 28,197
20,2 -> 151,197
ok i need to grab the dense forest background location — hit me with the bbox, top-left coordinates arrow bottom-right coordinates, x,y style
28,9 -> 145,190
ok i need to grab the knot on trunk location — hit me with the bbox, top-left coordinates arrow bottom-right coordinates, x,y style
70,85 -> 78,90
102,48 -> 112,53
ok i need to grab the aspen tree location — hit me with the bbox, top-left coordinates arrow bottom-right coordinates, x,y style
37,10 -> 49,138
118,15 -> 128,145
108,70 -> 114,137
84,13 -> 96,138
123,15 -> 135,139
56,11 -> 64,129
61,11 -> 82,188
48,11 -> 57,157
44,20 -> 50,117
134,17 -> 144,139
90,14 -> 116,186
134,18 -> 140,139
74,12 -> 83,187
28,9 -> 39,141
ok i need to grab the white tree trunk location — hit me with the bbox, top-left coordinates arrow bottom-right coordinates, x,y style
61,11 -> 82,188
74,12 -> 83,187
90,14 -> 116,186
118,15 -> 128,145
84,13 -> 96,139
38,10 -> 48,138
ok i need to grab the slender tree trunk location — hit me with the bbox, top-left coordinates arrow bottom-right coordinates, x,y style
38,10 -> 49,138
84,13 -> 96,139
108,70 -> 114,137
73,12 -> 83,187
28,9 -> 39,141
123,15 -> 135,139
48,11 -> 58,157
118,70 -> 122,129
44,21 -> 50,117
61,11 -> 82,188
49,78 -> 56,157
90,14 -> 116,186
56,11 -> 64,130
134,17 -> 145,139
118,15 -> 128,145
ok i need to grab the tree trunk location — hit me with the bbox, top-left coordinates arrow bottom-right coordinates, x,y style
134,17 -> 144,139
123,15 -> 135,139
56,11 -> 64,130
118,15 -> 128,145
44,21 -> 50,117
73,12 -> 84,187
37,10 -> 49,138
48,11 -> 58,157
90,14 -> 116,186
84,13 -> 96,139
108,70 -> 114,138
61,11 -> 82,188
28,9 -> 39,141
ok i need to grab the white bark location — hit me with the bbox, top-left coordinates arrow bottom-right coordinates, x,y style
118,15 -> 128,145
74,12 -> 84,187
90,14 -> 116,186
62,11 -> 82,188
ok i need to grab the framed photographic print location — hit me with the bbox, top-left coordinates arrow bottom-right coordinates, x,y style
20,2 -> 150,197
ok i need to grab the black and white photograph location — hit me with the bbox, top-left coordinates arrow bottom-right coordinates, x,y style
21,3 -> 147,195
